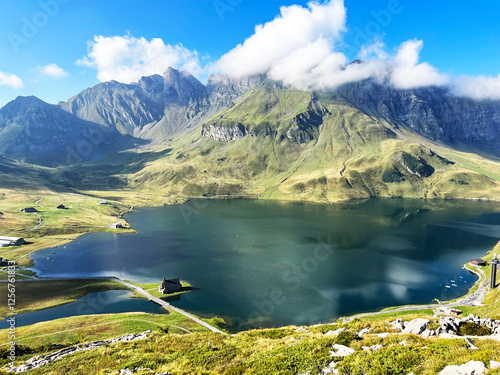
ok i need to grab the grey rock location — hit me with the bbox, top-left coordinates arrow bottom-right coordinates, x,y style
490,361 -> 500,369
402,319 -> 430,335
358,327 -> 370,336
325,328 -> 347,336
438,360 -> 486,374
8,331 -> 151,373
330,344 -> 355,357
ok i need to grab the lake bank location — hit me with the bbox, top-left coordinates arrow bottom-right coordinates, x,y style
22,198 -> 500,331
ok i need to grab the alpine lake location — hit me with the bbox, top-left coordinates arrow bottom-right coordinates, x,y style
21,198 -> 500,331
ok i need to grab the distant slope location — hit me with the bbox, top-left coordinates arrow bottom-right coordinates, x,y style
127,84 -> 500,203
2,69 -> 500,203
0,96 -> 130,167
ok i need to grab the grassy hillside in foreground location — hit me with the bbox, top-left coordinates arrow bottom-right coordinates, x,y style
3,308 -> 500,375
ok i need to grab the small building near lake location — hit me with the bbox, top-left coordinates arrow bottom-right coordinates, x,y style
20,207 -> 37,213
471,259 -> 487,267
158,278 -> 182,294
110,222 -> 123,229
0,236 -> 25,247
99,200 -> 108,205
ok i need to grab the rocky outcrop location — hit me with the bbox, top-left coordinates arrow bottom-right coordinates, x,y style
7,331 -> 151,373
118,369 -> 171,375
201,122 -> 247,141
329,344 -> 355,357
439,360 -> 486,375
207,73 -> 268,109
402,318 -> 430,335
399,152 -> 435,178
337,79 -> 500,153
285,97 -> 330,143
390,314 -> 500,337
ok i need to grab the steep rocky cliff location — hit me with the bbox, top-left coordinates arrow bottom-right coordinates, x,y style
336,79 -> 500,152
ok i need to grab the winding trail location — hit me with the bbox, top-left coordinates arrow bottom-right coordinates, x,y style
113,279 -> 225,334
29,213 -> 42,231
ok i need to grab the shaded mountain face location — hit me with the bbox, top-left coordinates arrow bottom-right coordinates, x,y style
335,80 -> 500,152
0,96 -> 128,167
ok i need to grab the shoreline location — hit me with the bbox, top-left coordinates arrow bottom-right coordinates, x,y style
3,198 -> 499,332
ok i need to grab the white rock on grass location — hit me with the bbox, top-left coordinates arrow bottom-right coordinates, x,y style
421,329 -> 435,338
390,319 -> 405,331
438,360 -> 486,375
362,345 -> 383,352
490,361 -> 500,370
321,361 -> 339,374
358,327 -> 370,336
375,333 -> 390,338
402,319 -> 430,335
325,328 -> 346,336
329,344 -> 355,357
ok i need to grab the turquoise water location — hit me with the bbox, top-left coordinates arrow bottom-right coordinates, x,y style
30,199 -> 500,330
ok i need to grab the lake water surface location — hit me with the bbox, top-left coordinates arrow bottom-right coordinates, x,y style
30,199 -> 500,330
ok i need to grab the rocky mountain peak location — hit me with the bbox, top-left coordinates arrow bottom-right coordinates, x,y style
162,67 -> 207,104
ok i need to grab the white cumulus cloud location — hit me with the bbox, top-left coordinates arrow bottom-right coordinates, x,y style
76,35 -> 203,83
214,0 -> 347,78
451,74 -> 500,100
73,0 -> 500,101
36,63 -> 69,79
390,39 -> 449,89
213,0 -> 449,92
0,71 -> 24,89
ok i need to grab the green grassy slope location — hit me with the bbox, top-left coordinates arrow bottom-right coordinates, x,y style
125,86 -> 500,204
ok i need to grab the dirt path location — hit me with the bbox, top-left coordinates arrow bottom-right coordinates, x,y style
113,279 -> 226,334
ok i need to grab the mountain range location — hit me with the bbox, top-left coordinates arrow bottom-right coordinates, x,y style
2,67 -> 500,203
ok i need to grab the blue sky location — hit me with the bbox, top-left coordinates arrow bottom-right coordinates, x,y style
1,0 -> 500,107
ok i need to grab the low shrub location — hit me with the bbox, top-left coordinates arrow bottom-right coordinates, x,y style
459,322 -> 492,336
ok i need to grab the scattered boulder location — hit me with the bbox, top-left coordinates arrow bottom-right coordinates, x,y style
362,345 -> 383,352
390,318 -> 405,331
402,319 -> 430,335
438,360 -> 486,375
325,328 -> 346,336
358,327 -> 370,336
465,338 -> 478,350
8,331 -> 151,373
329,344 -> 355,357
421,329 -> 436,338
490,361 -> 500,370
321,361 -> 339,374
